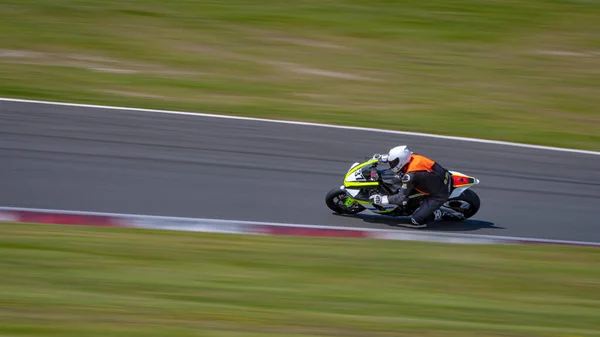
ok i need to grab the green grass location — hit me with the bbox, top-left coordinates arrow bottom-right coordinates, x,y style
1,1 -> 599,150
1,223 -> 599,337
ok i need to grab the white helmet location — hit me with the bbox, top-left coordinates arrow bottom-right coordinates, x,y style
387,145 -> 412,173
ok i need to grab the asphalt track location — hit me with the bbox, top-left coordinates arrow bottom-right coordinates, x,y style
2,100 -> 600,242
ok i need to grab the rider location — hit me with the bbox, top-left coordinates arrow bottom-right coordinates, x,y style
369,145 -> 463,228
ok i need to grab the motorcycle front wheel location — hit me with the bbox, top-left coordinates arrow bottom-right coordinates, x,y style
325,188 -> 366,215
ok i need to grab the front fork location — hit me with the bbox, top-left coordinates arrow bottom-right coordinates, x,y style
344,195 -> 358,207
340,186 -> 361,208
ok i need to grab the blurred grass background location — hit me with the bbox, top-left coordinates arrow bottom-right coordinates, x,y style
1,223 -> 599,337
1,1 -> 599,149
2,3 -> 599,336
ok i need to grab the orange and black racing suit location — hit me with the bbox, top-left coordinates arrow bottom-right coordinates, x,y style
384,154 -> 451,225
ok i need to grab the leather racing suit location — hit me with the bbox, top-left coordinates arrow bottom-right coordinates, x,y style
381,154 -> 453,226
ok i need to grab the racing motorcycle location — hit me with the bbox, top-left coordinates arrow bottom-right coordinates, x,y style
325,157 -> 481,220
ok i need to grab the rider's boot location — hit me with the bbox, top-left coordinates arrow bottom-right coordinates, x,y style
405,209 -> 443,229
439,206 -> 465,221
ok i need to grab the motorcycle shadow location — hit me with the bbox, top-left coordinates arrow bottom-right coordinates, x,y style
335,213 -> 503,232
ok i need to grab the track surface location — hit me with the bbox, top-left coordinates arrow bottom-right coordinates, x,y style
2,100 -> 600,242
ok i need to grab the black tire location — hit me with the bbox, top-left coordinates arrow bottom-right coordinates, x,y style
445,189 -> 480,219
325,188 -> 365,215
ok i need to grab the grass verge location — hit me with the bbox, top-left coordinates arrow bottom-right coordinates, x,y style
1,1 -> 599,150
1,222 -> 599,336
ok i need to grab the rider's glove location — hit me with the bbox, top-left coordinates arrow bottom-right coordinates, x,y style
369,194 -> 389,206
372,154 -> 389,162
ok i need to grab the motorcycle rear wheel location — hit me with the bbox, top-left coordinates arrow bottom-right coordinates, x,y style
444,189 -> 481,219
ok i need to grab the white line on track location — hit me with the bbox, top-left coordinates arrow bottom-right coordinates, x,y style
2,97 -> 599,156
1,206 -> 599,247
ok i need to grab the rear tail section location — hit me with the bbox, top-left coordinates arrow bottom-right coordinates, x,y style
452,174 -> 478,188
448,171 -> 480,199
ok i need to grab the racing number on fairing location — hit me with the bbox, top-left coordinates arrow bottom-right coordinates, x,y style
354,170 -> 365,181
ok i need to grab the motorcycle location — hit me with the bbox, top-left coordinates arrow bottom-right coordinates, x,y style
325,157 -> 481,220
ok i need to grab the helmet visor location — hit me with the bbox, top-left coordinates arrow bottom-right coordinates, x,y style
389,157 -> 400,169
